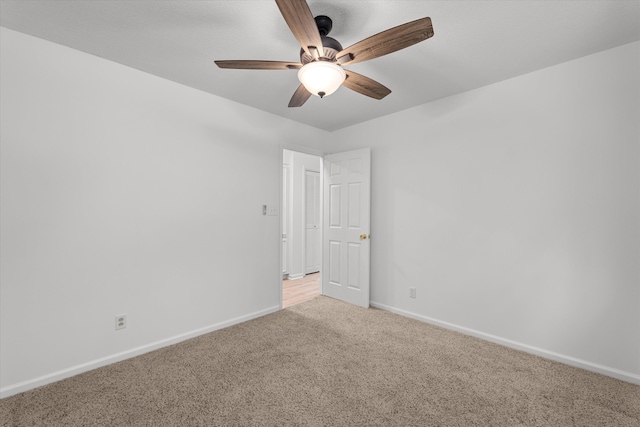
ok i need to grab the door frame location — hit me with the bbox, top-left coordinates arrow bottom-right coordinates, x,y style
304,169 -> 321,275
279,144 -> 325,310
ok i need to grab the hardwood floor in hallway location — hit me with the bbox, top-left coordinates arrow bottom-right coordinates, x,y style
282,273 -> 320,308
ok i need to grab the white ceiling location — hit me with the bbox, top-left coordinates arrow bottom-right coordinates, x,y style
1,1 -> 639,131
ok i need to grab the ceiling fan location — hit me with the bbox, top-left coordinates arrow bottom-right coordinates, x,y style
215,0 -> 434,107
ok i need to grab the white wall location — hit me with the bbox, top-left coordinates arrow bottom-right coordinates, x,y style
0,28 -> 326,397
325,41 -> 640,382
283,150 -> 322,279
2,25 -> 638,397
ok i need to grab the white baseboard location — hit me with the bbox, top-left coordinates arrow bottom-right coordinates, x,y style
370,301 -> 640,385
0,305 -> 280,399
286,273 -> 304,280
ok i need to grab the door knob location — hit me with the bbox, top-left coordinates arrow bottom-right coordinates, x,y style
360,234 -> 369,240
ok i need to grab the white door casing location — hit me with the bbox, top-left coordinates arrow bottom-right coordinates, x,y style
282,164 -> 290,276
305,170 -> 321,274
322,148 -> 371,308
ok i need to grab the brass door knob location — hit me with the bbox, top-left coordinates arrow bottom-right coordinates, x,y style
360,234 -> 368,240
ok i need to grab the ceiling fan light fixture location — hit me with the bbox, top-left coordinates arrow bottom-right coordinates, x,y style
297,61 -> 345,98
216,0 -> 434,108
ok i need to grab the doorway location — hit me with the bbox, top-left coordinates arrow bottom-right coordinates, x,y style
282,149 -> 322,308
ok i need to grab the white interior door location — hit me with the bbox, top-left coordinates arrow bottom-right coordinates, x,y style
305,170 -> 321,274
322,148 -> 371,308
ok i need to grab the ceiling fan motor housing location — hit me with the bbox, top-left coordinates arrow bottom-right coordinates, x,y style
299,36 -> 343,63
299,16 -> 343,64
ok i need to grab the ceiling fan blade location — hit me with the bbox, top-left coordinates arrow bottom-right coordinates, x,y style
337,17 -> 433,66
275,0 -> 323,57
343,70 -> 391,100
215,60 -> 302,70
288,84 -> 312,107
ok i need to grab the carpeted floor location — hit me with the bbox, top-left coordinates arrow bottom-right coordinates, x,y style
1,296 -> 638,426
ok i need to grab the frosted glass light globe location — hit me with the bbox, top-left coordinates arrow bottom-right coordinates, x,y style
297,61 -> 346,98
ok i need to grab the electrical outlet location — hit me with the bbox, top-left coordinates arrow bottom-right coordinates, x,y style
409,288 -> 416,299
115,314 -> 126,330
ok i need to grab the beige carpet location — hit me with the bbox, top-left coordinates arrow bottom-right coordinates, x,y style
1,296 -> 638,426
